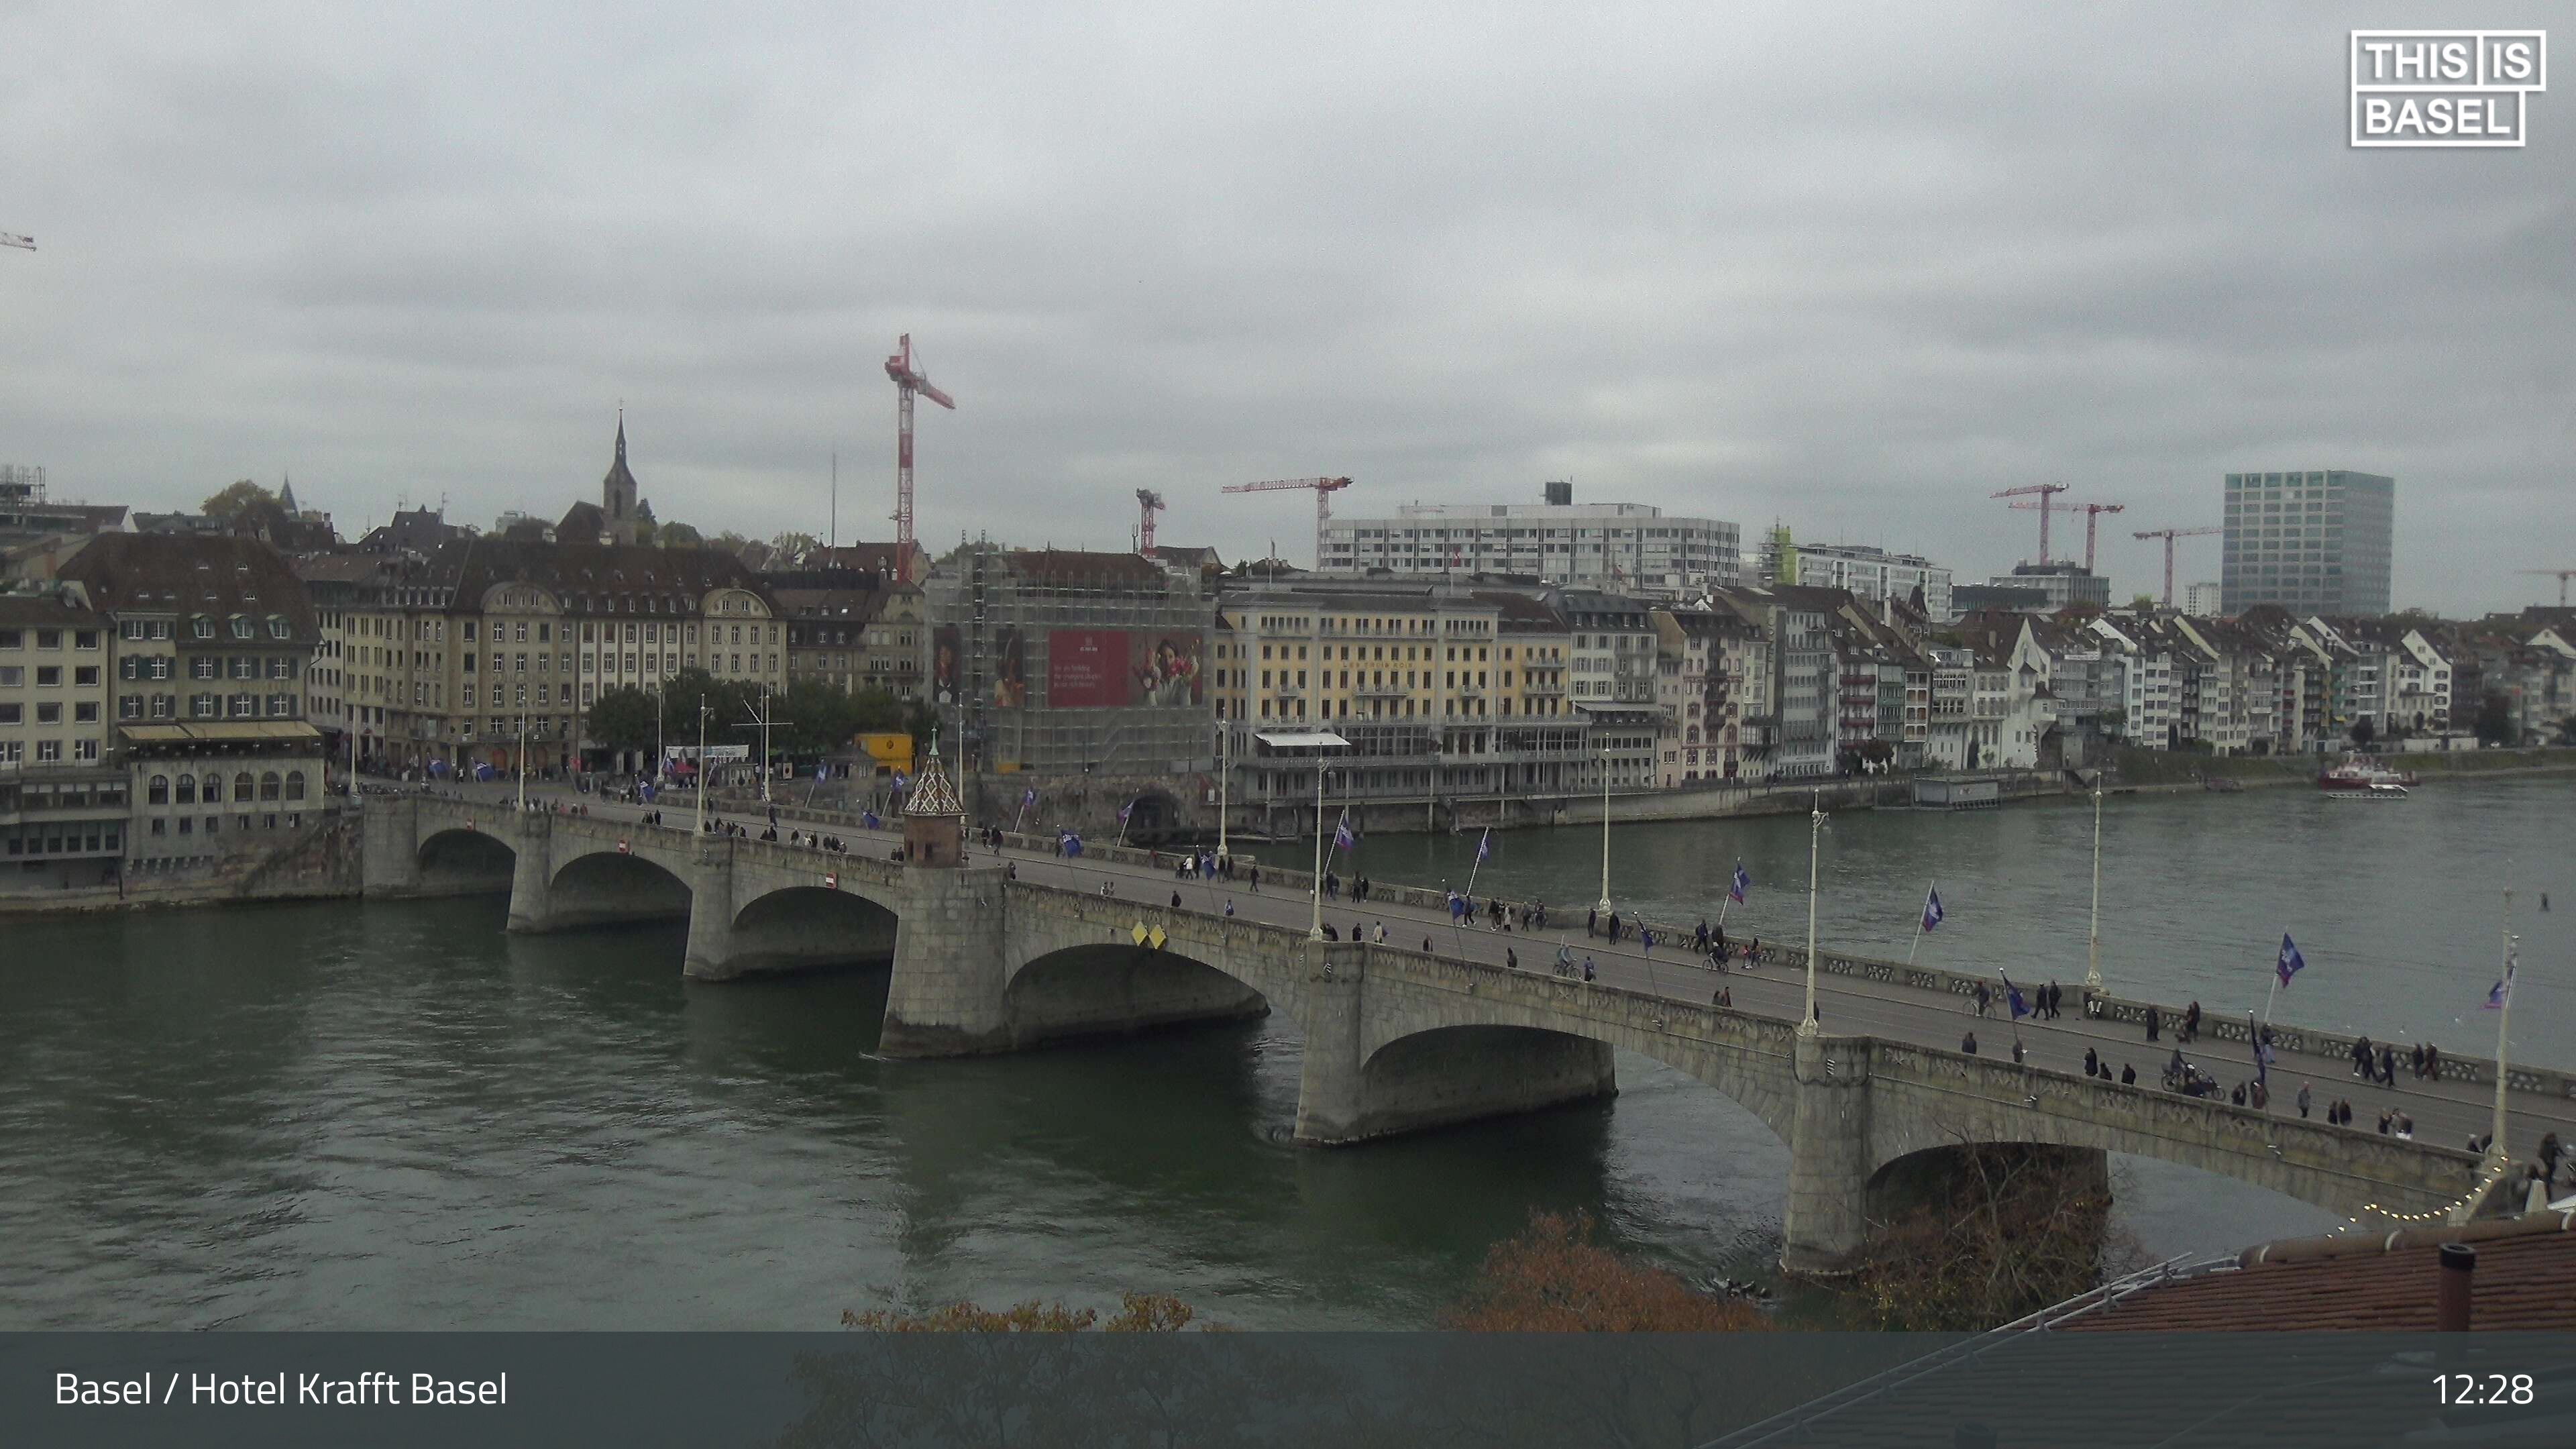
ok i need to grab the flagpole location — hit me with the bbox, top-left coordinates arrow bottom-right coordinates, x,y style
1115,795 -> 1134,849
1907,881 -> 1929,967
1466,827 -> 1489,898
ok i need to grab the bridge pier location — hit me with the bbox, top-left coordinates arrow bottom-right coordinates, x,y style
878,863 -> 1013,1055
504,812 -> 553,933
1780,1031 -> 1875,1276
360,794 -> 421,897
682,837 -> 739,981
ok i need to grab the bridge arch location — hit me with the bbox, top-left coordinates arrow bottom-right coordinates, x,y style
417,826 -> 516,894
1000,942 -> 1270,1048
726,885 -> 901,975
547,847 -> 693,930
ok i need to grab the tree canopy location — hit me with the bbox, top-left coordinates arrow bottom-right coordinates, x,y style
586,686 -> 659,757
1440,1210 -> 1767,1332
201,479 -> 278,519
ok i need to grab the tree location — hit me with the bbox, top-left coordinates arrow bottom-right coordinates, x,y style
770,530 -> 821,561
657,521 -> 705,549
658,668 -> 760,746
2351,714 -> 2376,748
1440,1210 -> 1769,1332
201,479 -> 277,519
2473,690 -> 2516,747
2129,593 -> 2157,612
706,530 -> 752,556
1849,1142 -> 2145,1331
586,686 -> 659,757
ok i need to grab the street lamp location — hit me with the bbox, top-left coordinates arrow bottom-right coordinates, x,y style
1799,791 -> 1825,1038
692,701 -> 710,836
515,715 -> 527,813
1309,748 -> 1330,940
1215,719 -> 1230,864
1595,746 -> 1613,916
2489,876 -> 2517,1169
2084,774 -> 2105,992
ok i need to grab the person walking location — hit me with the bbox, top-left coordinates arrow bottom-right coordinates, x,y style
1505,947 -> 1517,971
1962,1031 -> 1979,1056
2145,1008 -> 2159,1042
1974,982 -> 1990,1018
2539,1131 -> 2563,1188
2084,1046 -> 2100,1077
2120,1063 -> 2136,1085
1581,957 -> 1597,983
2010,1037 -> 2025,1065
2297,1081 -> 2312,1119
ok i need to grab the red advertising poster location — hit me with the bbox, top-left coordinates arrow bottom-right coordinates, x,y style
1046,629 -> 1130,708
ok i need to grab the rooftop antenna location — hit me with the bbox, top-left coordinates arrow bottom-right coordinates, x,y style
830,451 -> 838,550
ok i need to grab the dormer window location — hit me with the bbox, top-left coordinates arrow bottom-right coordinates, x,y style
229,616 -> 254,639
191,616 -> 215,639
267,616 -> 291,639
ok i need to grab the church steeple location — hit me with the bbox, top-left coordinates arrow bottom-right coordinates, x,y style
602,409 -> 640,545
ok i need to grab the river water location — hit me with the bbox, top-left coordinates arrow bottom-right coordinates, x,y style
3,777 -> 2567,1330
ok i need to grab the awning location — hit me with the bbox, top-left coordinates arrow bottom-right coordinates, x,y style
1253,730 -> 1351,750
118,722 -> 325,745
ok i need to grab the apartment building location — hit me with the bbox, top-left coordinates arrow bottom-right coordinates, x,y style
1319,484 -> 1740,598
0,585 -> 127,883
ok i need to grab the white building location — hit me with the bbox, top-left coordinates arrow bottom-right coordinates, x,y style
1759,538 -> 1954,621
2182,581 -> 2224,618
1320,483 -> 1739,599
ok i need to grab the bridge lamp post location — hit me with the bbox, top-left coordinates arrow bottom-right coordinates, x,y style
692,701 -> 710,837
1799,791 -> 1824,1039
515,715 -> 527,813
2084,775 -> 2104,992
1595,747 -> 1613,917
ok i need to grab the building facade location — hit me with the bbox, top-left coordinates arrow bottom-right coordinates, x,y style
2220,469 -> 2395,617
1760,538 -> 1954,621
1319,485 -> 1740,598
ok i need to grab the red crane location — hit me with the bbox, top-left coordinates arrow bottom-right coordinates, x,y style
2133,526 -> 2222,608
883,333 -> 954,582
1992,483 -> 2071,564
1135,489 -> 1165,556
1220,476 -> 1352,567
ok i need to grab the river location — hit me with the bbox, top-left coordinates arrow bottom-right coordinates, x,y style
3,776 -> 2567,1330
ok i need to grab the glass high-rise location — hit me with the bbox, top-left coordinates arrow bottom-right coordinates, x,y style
2218,470 -> 2393,617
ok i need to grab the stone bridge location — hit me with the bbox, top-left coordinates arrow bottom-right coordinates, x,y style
362,796 -> 2488,1272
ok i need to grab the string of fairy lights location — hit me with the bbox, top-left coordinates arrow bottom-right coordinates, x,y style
2341,1156 -> 2518,1228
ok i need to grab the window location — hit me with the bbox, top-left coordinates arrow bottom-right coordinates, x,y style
36,665 -> 60,686
35,703 -> 60,724
74,702 -> 99,722
268,618 -> 290,639
36,740 -> 59,762
191,617 -> 214,639
149,775 -> 170,804
74,739 -> 97,761
285,771 -> 306,801
229,616 -> 254,640
0,704 -> 15,724
233,772 -> 255,802
74,665 -> 99,687
260,771 -> 281,801
178,774 -> 199,804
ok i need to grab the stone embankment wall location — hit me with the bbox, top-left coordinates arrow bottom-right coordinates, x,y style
0,808 -> 364,917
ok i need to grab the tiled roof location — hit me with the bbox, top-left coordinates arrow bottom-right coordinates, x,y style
0,590 -> 107,627
417,538 -> 776,615
54,533 -> 318,640
2064,1211 -> 2576,1332
1002,549 -> 1172,588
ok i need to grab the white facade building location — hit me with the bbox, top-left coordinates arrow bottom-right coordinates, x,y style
1320,484 -> 1739,599
2182,581 -> 2224,618
1760,539 -> 1953,621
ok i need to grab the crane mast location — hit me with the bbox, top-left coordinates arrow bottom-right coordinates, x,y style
1219,476 -> 1352,568
883,333 -> 955,583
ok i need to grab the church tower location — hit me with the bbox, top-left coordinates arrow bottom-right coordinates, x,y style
602,413 -> 640,545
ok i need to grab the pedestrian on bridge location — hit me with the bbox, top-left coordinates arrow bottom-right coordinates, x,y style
1374,922 -> 1386,943
1962,1031 -> 1978,1056
2120,1063 -> 2135,1085
2084,1046 -> 2099,1077
1582,957 -> 1597,983
2010,1037 -> 2025,1064
1505,947 -> 1517,970
1973,982 -> 1991,1018
2297,1081 -> 2312,1118
1587,907 -> 1598,936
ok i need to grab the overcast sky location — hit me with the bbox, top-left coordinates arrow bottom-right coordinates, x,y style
3,2 -> 2569,613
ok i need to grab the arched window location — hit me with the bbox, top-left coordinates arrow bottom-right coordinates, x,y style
260,771 -> 281,801
234,771 -> 256,804
284,771 -> 307,801
177,774 -> 199,804
148,775 -> 170,805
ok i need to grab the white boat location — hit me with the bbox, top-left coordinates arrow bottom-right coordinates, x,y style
2326,780 -> 2410,800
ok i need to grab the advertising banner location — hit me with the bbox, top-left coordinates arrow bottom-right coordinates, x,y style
1046,629 -> 1129,708
1046,629 -> 1202,708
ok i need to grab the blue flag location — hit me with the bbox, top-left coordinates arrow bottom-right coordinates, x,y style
815,762 -> 829,782
861,810 -> 880,830
2001,973 -> 2029,1020
2275,933 -> 2306,989
1921,883 -> 1945,934
1063,832 -> 1083,857
1119,801 -> 1134,822
1729,861 -> 1750,904
2483,942 -> 2518,1010
1334,815 -> 1356,852
893,771 -> 908,791
1474,828 -> 1490,864
1022,786 -> 1037,806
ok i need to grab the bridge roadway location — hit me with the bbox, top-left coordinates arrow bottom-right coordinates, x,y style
368,785 -> 2571,1269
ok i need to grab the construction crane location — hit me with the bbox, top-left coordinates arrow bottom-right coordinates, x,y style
1134,489 -> 1165,556
2520,568 -> 2576,606
2133,526 -> 2222,608
882,333 -> 954,583
1992,482 -> 2070,564
0,233 -> 32,252
2005,498 -> 2125,570
1220,476 -> 1352,567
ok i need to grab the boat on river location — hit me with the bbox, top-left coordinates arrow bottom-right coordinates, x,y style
2318,753 -> 2418,793
2326,780 -> 2411,800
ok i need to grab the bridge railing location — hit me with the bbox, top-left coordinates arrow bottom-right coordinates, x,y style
531,796 -> 2576,1108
